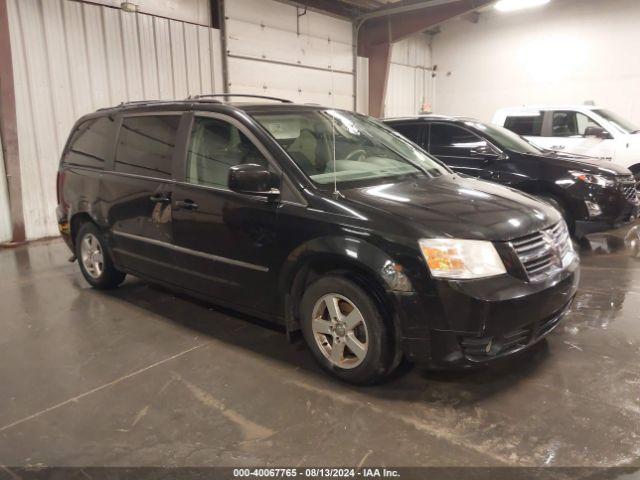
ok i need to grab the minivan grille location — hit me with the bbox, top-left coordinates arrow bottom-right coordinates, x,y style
510,221 -> 573,282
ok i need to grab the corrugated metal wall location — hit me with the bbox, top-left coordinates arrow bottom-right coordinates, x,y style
385,35 -> 433,118
80,0 -> 212,26
225,0 -> 354,109
7,0 -> 223,240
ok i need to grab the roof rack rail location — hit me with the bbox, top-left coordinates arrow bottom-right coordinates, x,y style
188,94 -> 293,103
97,99 -> 177,111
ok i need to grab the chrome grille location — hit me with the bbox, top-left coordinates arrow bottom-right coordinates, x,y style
621,182 -> 638,201
510,221 -> 573,282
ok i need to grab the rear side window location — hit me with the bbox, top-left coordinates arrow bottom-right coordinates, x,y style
115,115 -> 181,179
390,123 -> 424,147
66,116 -> 117,169
428,123 -> 487,158
186,117 -> 269,189
504,114 -> 543,136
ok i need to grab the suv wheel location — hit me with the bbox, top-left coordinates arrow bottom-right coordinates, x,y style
300,276 -> 395,384
76,222 -> 126,289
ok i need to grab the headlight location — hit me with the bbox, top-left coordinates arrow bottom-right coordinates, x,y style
419,239 -> 506,279
569,170 -> 616,188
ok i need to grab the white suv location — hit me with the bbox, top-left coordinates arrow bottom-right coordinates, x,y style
493,106 -> 640,177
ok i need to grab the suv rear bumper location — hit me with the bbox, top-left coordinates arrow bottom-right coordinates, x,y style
397,257 -> 580,366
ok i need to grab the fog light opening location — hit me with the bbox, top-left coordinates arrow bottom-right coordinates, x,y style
485,339 -> 493,353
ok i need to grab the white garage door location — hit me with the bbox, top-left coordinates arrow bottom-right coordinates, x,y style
225,0 -> 354,109
7,0 -> 223,240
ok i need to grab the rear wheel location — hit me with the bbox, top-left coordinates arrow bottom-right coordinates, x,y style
300,276 -> 396,385
75,222 -> 126,289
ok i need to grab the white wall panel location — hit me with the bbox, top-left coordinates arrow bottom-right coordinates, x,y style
7,0 -> 223,239
225,0 -> 354,107
385,35 -> 433,118
431,0 -> 640,123
356,56 -> 369,115
82,0 -> 212,26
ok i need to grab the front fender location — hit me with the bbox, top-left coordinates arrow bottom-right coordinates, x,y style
278,235 -> 415,296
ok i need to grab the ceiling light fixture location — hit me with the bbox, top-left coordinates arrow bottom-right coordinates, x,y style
494,0 -> 551,12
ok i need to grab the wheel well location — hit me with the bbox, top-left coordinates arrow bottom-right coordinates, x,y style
628,163 -> 640,175
535,191 -> 575,233
535,190 -> 569,212
286,256 -> 394,333
70,213 -> 94,246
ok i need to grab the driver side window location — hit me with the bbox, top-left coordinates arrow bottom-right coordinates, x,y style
186,117 -> 269,188
551,111 -> 602,137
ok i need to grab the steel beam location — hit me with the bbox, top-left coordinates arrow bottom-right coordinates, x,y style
0,0 -> 25,243
367,41 -> 391,118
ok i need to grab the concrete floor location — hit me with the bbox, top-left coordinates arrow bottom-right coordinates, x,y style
0,236 -> 639,470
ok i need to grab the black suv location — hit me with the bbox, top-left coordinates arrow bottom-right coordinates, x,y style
385,116 -> 639,237
57,95 -> 579,384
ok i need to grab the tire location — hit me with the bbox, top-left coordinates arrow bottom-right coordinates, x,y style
75,222 -> 126,289
300,275 -> 396,385
537,195 -> 573,234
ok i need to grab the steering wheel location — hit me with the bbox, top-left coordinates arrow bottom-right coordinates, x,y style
345,149 -> 367,161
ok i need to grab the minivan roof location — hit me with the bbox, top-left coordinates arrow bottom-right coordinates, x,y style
77,96 -> 333,127
96,97 -> 328,114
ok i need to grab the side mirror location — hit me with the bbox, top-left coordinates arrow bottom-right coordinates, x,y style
228,164 -> 280,199
584,126 -> 611,139
470,144 -> 503,162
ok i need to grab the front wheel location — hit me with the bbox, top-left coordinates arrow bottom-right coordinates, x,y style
300,276 -> 396,385
75,222 -> 126,289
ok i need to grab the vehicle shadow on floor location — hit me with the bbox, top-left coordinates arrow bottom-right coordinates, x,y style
95,277 -> 552,408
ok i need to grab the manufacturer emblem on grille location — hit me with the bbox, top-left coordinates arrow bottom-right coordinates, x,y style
541,230 -> 563,268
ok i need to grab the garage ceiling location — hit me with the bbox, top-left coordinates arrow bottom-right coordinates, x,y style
287,0 -> 432,19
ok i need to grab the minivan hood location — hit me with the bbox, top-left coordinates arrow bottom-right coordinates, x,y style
341,174 -> 560,242
521,150 -> 631,176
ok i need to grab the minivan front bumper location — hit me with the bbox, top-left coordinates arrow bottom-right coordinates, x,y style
397,255 -> 580,366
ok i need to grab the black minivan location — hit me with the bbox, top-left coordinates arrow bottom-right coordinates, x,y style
385,115 -> 639,237
57,95 -> 579,384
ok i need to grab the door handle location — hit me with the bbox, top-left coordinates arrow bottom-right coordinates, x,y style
551,145 -> 565,150
175,199 -> 199,211
149,193 -> 171,204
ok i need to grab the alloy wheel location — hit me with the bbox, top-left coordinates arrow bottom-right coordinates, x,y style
80,233 -> 104,279
311,293 -> 369,369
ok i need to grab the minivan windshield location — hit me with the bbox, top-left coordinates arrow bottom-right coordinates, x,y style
253,110 -> 449,188
593,109 -> 639,134
462,120 -> 543,155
